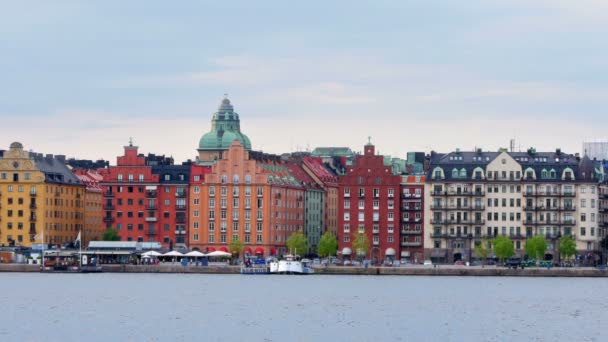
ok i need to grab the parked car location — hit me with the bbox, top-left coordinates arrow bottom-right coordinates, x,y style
470,260 -> 482,266
505,257 -> 522,269
423,260 -> 433,266
454,260 -> 465,266
521,259 -> 536,267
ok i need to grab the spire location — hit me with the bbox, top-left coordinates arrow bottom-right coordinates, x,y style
365,136 -> 373,146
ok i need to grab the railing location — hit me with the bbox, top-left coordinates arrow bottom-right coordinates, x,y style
401,229 -> 422,235
559,219 -> 576,226
523,206 -> 542,211
146,205 -> 157,210
103,204 -> 115,210
145,191 -> 157,198
401,241 -> 422,247
523,192 -> 537,197
560,206 -> 576,211
175,205 -> 186,210
175,192 -> 186,198
29,203 -> 37,209
403,206 -> 422,211
29,192 -> 37,197
176,217 -> 186,223
523,220 -> 537,225
146,229 -> 157,235
145,217 -> 157,222
29,216 -> 37,222
103,217 -> 114,223
104,192 -> 114,197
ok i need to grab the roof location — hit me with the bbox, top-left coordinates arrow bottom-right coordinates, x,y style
302,156 -> 339,185
31,153 -> 83,185
311,147 -> 354,158
152,164 -> 191,184
427,149 -> 585,182
198,98 -> 252,151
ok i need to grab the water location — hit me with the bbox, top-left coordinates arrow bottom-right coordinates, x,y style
0,273 -> 606,342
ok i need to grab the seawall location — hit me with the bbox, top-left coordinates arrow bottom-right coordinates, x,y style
2,264 -> 607,277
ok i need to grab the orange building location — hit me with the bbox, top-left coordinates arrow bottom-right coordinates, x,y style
73,169 -> 104,247
189,141 -> 305,256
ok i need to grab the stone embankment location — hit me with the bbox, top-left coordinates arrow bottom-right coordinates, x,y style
2,263 -> 607,277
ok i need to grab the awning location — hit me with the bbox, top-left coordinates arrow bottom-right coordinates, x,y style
255,247 -> 264,255
185,251 -> 206,257
385,248 -> 396,256
207,247 -> 216,252
219,246 -> 229,253
206,251 -> 231,258
342,247 -> 352,255
401,251 -> 410,257
244,247 -> 253,255
163,251 -> 184,257
270,247 -> 277,255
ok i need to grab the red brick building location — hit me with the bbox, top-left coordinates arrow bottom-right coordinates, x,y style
99,142 -> 190,249
338,141 -> 402,263
400,175 -> 425,263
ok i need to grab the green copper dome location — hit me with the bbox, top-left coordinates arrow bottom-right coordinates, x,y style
198,97 -> 252,151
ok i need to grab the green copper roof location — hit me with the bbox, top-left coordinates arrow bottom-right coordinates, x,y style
198,97 -> 252,151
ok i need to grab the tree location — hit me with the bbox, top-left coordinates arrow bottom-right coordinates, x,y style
229,238 -> 244,261
317,231 -> 338,259
525,235 -> 547,264
474,239 -> 491,267
493,236 -> 514,263
558,235 -> 576,261
102,228 -> 120,241
352,230 -> 370,261
286,232 -> 308,257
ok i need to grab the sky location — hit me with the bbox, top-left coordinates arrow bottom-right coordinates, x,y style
1,0 -> 608,163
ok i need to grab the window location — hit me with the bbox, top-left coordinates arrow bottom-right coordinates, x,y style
194,175 -> 201,182
358,212 -> 364,222
344,212 -> 350,221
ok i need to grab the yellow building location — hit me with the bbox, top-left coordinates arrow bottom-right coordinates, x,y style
0,142 -> 85,247
74,169 -> 104,247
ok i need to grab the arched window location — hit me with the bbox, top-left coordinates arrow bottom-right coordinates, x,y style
472,167 -> 484,180
459,168 -> 467,178
549,169 -> 557,179
524,168 -> 536,180
245,175 -> 252,184
233,174 -> 239,184
541,169 -> 548,179
562,167 -> 575,181
451,168 -> 459,178
432,167 -> 444,179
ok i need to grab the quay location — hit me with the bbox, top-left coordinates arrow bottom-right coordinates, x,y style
1,263 -> 608,277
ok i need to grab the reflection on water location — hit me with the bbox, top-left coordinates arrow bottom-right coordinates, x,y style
0,274 -> 605,342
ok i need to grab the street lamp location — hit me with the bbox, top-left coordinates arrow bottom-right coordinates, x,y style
467,233 -> 473,263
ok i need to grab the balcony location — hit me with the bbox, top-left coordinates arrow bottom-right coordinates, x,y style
401,229 -> 421,235
29,203 -> 37,210
176,217 -> 186,223
445,191 -> 485,197
146,229 -> 157,235
431,191 -> 446,196
175,192 -> 186,198
430,232 -> 447,238
145,217 -> 157,222
523,206 -> 542,211
401,241 -> 422,247
523,191 -> 537,197
599,207 -> 608,213
471,205 -> 485,210
146,205 -> 157,211
600,222 -> 608,228
523,220 -> 538,225
29,216 -> 37,222
175,205 -> 186,211
600,193 -> 608,200
103,204 -> 115,210
561,192 -> 576,198
559,219 -> 576,226
29,229 -> 37,235
104,191 -> 114,197
145,191 -> 157,198
29,192 -> 37,197
103,217 -> 114,223
403,206 -> 422,211
560,206 -> 576,211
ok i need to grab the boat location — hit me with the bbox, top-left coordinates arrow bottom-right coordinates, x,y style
240,258 -> 270,274
271,255 -> 314,275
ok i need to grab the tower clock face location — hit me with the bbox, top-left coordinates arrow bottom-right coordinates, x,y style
12,162 -> 19,169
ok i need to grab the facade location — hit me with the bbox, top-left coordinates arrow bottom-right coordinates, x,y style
99,143 -> 189,248
189,141 -> 305,256
73,169 -> 104,246
583,141 -> 608,161
425,148 -> 603,264
301,156 -> 339,237
152,165 -> 191,249
400,175 -> 425,263
286,162 -> 324,255
337,142 -> 402,262
0,142 -> 85,247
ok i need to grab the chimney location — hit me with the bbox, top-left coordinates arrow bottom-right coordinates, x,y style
56,155 -> 66,163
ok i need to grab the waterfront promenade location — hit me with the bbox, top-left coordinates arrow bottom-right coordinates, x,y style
2,263 -> 607,277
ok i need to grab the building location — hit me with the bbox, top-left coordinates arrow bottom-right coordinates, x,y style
337,141 -> 402,262
400,175 -> 425,263
301,156 -> 340,237
99,142 -> 190,248
424,148 -> 603,264
190,98 -> 306,256
583,141 -> 608,161
0,142 -> 85,247
73,169 -> 104,247
151,164 -> 191,249
286,162 -> 324,255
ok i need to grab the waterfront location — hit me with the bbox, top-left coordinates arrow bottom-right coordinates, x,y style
0,274 -> 606,341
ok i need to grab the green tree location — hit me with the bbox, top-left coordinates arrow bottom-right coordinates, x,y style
229,237 -> 244,261
492,236 -> 515,263
474,239 -> 491,267
558,235 -> 576,261
525,235 -> 548,264
102,228 -> 120,241
352,230 -> 370,261
317,231 -> 338,258
286,232 -> 308,257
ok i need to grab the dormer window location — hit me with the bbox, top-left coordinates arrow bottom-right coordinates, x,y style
164,174 -> 171,181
